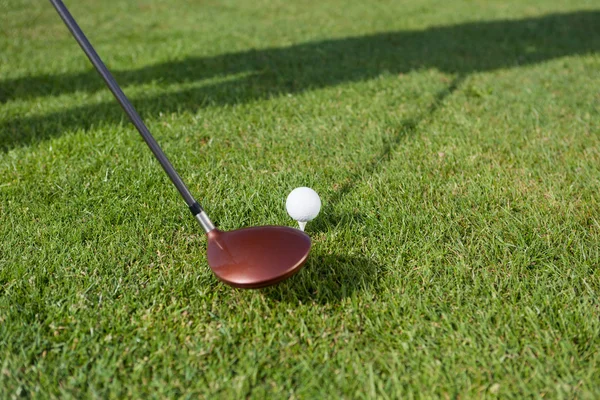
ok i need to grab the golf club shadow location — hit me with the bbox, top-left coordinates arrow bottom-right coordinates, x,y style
1,10 -> 599,151
309,75 -> 464,233
261,253 -> 382,304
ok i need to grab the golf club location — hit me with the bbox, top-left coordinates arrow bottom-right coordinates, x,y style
49,0 -> 311,289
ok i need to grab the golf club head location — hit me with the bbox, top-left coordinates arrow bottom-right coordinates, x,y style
206,226 -> 311,289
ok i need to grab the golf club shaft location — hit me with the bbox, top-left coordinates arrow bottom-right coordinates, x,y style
49,0 -> 215,233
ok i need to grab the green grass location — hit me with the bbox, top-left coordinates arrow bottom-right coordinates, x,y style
1,0 -> 600,397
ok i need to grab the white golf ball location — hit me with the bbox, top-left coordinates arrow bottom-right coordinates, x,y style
286,187 -> 321,223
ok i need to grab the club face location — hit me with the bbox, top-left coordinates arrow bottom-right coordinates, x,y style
206,226 -> 311,289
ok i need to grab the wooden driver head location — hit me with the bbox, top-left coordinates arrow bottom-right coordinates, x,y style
206,226 -> 311,289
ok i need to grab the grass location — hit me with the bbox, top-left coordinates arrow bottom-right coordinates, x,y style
1,0 -> 600,397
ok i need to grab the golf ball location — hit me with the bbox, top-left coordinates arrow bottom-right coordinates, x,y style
286,187 -> 321,222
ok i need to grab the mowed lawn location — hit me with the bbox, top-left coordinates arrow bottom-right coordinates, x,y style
1,0 -> 600,397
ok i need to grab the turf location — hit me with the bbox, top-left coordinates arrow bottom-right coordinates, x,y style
1,0 -> 600,397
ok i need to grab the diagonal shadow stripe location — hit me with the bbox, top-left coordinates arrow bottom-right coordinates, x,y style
0,11 -> 598,151
311,75 -> 465,231
2,11 -> 598,104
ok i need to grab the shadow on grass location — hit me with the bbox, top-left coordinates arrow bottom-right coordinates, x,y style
261,253 -> 382,304
311,75 -> 465,232
1,11 -> 599,151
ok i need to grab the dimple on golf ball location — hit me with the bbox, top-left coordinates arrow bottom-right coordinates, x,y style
286,187 -> 321,231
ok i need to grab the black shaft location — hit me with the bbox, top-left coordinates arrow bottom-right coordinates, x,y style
49,0 -> 203,215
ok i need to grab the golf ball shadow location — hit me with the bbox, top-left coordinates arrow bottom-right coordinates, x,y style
307,210 -> 367,234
